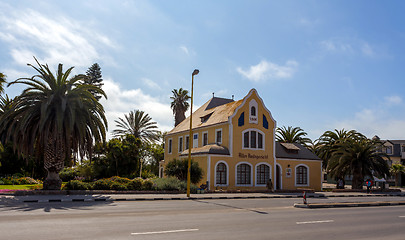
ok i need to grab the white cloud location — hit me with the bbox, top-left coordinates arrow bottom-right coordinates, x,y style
320,40 -> 353,53
237,60 -> 298,82
331,99 -> 405,139
385,95 -> 402,105
100,78 -> 173,139
361,43 -> 375,57
180,45 -> 189,55
141,77 -> 161,90
298,18 -> 320,28
0,8 -> 116,68
320,39 -> 381,58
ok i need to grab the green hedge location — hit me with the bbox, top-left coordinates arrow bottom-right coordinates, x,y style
63,176 -> 197,193
0,177 -> 42,185
63,176 -> 155,191
152,177 -> 198,193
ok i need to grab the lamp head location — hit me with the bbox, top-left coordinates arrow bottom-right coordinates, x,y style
192,69 -> 199,76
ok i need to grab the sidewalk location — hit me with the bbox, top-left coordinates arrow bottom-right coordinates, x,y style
1,190 -> 404,204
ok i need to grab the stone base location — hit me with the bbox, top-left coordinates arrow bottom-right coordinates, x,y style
43,178 -> 62,190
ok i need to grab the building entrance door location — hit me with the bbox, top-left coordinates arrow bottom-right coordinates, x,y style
276,165 -> 281,190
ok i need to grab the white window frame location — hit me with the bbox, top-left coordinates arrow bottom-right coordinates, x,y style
386,146 -> 393,155
178,136 -> 183,153
295,164 -> 309,187
254,162 -> 272,186
193,133 -> 199,148
214,161 -> 229,187
168,138 -> 172,154
202,131 -> 208,146
185,135 -> 190,150
235,162 -> 253,187
242,128 -> 265,150
249,99 -> 258,124
215,128 -> 222,144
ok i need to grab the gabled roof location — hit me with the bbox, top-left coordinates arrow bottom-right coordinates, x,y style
275,142 -> 321,161
168,97 -> 242,135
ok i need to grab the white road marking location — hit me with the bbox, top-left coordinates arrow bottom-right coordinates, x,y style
399,216 -> 405,218
296,220 -> 334,225
131,229 -> 199,235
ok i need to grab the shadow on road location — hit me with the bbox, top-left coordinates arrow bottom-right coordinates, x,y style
0,195 -> 114,212
194,199 -> 268,215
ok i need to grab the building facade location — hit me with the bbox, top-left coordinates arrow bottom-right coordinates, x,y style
379,139 -> 405,186
160,89 -> 322,191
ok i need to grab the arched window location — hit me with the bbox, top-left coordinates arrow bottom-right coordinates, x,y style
242,129 -> 264,150
296,165 -> 308,185
256,164 -> 270,185
216,163 -> 227,185
251,106 -> 256,116
237,163 -> 251,185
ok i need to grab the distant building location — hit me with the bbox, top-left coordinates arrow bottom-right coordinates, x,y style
160,89 -> 322,191
377,137 -> 405,186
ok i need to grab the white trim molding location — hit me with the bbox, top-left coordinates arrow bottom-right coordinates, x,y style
214,160 -> 229,187
295,164 -> 310,187
254,162 -> 272,186
235,162 -> 253,187
241,128 -> 265,150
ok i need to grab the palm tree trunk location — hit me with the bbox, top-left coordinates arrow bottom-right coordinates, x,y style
351,170 -> 364,190
43,135 -> 65,190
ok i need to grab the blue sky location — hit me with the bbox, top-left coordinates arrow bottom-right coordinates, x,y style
1,0 -> 405,141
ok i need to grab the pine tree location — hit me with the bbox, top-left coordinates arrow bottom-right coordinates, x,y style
85,63 -> 103,100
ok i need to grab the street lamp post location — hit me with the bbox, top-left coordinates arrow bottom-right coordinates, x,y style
187,69 -> 199,197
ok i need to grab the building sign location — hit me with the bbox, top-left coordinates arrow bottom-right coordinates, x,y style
239,152 -> 269,160
249,116 -> 258,123
286,168 -> 292,178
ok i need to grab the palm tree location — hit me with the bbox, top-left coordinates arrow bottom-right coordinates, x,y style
113,110 -> 159,143
317,129 -> 364,169
276,126 -> 311,146
1,57 -> 107,190
327,138 -> 390,189
170,88 -> 190,127
0,72 -> 6,95
390,163 -> 405,187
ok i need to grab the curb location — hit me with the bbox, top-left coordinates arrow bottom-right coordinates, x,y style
14,193 -> 405,203
294,201 -> 405,209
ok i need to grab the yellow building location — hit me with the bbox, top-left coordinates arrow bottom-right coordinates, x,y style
160,89 -> 322,191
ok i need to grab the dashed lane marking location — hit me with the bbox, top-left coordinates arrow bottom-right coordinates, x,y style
296,220 -> 334,225
131,229 -> 199,235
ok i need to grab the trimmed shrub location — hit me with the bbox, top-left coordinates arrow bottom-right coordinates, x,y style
109,176 -> 132,184
152,177 -> 198,193
93,179 -> 114,190
59,167 -> 79,182
64,180 -> 91,190
127,178 -> 143,190
110,182 -> 128,191
142,178 -> 154,190
0,177 -> 42,185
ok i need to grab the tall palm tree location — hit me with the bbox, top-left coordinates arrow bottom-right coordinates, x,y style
0,72 -> 6,95
113,110 -> 159,143
170,88 -> 190,127
327,138 -> 390,189
276,126 -> 311,145
317,129 -> 364,169
1,57 -> 107,190
390,163 -> 405,187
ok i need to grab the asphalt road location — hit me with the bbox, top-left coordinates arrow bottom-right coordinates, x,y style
1,197 -> 405,240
